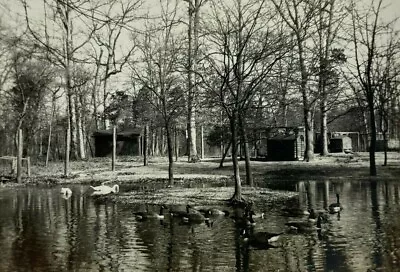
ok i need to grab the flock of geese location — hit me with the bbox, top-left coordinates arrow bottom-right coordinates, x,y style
60,184 -> 343,249
132,193 -> 343,249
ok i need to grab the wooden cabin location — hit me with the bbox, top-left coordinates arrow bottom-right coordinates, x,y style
329,135 -> 352,153
92,129 -> 142,157
266,127 -> 305,161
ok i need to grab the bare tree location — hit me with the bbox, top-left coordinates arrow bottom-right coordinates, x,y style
131,0 -> 185,185
312,0 -> 347,155
347,0 -> 399,175
272,0 -> 321,161
184,0 -> 207,162
20,0 -> 102,161
89,0 -> 141,130
8,53 -> 53,160
203,0 -> 290,202
375,26 -> 400,166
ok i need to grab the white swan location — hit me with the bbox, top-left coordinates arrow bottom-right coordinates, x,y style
60,187 -> 72,195
90,184 -> 119,196
60,187 -> 72,199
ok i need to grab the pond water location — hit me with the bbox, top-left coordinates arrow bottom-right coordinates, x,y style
0,179 -> 400,271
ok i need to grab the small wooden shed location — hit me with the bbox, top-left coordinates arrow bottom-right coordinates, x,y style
92,129 -> 142,157
266,127 -> 305,161
329,135 -> 352,153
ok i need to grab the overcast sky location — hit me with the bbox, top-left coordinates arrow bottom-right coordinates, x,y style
1,0 -> 400,28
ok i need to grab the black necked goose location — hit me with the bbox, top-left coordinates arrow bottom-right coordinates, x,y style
182,205 -> 208,224
241,228 -> 283,244
206,208 -> 230,217
233,209 -> 256,228
241,228 -> 281,249
134,205 -> 166,220
329,193 -> 343,214
281,207 -> 310,217
285,214 -> 322,232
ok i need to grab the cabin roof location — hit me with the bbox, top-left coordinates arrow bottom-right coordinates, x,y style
268,134 -> 297,141
92,128 -> 142,137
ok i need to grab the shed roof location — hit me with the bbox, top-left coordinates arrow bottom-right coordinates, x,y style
330,135 -> 351,139
268,134 -> 297,141
92,128 -> 142,137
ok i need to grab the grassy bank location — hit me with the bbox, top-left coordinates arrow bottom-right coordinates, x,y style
25,151 -> 400,183
2,151 -> 399,185
1,152 -> 399,205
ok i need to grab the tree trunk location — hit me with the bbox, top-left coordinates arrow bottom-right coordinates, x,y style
187,0 -> 198,163
38,128 -> 43,158
17,129 -> 23,183
383,131 -> 388,166
239,113 -> 253,186
45,121 -> 52,167
45,99 -> 56,167
144,124 -> 148,166
112,125 -> 116,171
174,125 -> 179,162
64,127 -> 70,177
62,1 -> 79,161
92,49 -> 103,130
320,99 -> 329,155
219,141 -> 231,168
102,54 -> 112,129
166,123 -> 174,185
304,108 -> 314,161
154,129 -> 159,156
200,125 -> 204,159
67,93 -> 79,160
318,0 -> 335,156
75,95 -> 86,159
151,126 -> 155,156
368,94 -> 377,176
297,32 -> 314,161
230,110 -> 242,202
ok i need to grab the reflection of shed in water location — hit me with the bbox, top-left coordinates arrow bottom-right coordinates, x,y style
266,127 -> 305,161
92,129 -> 142,157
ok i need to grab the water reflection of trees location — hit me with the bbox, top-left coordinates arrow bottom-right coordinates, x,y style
0,187 -> 131,271
2,181 -> 400,271
133,213 -> 238,271
295,179 -> 400,271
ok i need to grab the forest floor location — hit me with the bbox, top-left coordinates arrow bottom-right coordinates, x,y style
1,151 -> 399,206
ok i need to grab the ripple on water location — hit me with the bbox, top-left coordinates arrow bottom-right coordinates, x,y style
1,181 -> 400,271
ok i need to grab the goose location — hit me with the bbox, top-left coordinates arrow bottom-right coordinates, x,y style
60,187 -> 72,196
281,207 -> 310,217
240,229 -> 281,250
170,206 -> 190,218
134,205 -> 166,220
182,205 -> 208,224
247,210 -> 257,225
285,214 -> 322,232
241,228 -> 283,244
205,208 -> 230,217
233,209 -> 256,227
306,209 -> 319,222
250,210 -> 265,219
329,193 -> 343,214
90,184 -> 119,196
